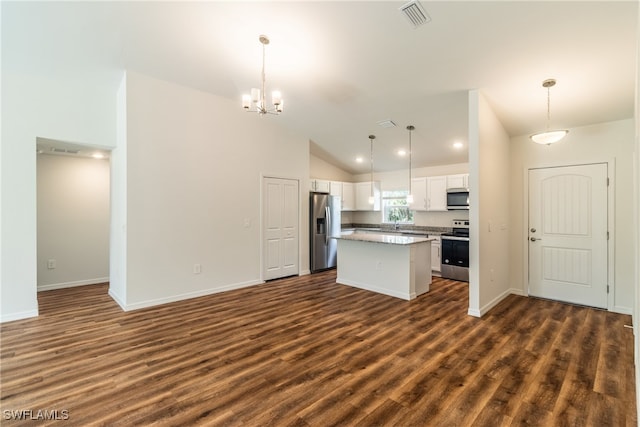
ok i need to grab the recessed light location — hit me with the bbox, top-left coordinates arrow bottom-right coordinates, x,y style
92,153 -> 105,159
397,149 -> 407,157
453,142 -> 464,149
355,156 -> 364,163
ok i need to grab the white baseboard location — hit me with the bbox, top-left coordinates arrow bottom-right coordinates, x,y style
468,287 -> 517,318
1,309 -> 39,323
612,305 -> 633,315
38,277 -> 109,292
509,287 -> 526,296
119,279 -> 263,312
108,287 -> 127,311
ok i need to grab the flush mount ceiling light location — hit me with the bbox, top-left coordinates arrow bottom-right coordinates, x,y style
530,78 -> 568,145
368,135 -> 376,205
242,35 -> 283,116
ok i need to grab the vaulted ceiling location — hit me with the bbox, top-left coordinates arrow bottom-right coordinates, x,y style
4,1 -> 637,173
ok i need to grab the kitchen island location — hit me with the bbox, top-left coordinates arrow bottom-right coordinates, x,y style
334,233 -> 434,300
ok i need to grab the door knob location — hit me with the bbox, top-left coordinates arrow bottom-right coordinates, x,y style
530,237 -> 541,242
530,228 -> 536,233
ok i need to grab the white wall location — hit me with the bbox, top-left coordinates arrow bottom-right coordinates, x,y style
468,90 -> 511,317
310,154 -> 353,182
37,154 -> 110,290
109,74 -> 128,307
1,70 -> 119,322
635,3 -> 640,413
509,119 -> 635,314
351,164 -> 470,227
119,71 -> 309,310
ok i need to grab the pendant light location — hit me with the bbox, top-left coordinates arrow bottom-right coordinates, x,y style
368,135 -> 376,205
406,125 -> 415,204
530,78 -> 568,145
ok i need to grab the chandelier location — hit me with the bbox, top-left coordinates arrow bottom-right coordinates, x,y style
242,35 -> 283,115
530,78 -> 567,145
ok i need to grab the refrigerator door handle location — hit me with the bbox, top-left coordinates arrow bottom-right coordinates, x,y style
325,206 -> 330,244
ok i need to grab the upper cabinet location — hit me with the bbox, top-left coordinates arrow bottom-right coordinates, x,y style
342,182 -> 355,211
447,173 -> 469,189
409,177 -> 428,211
355,181 -> 381,211
410,174 -> 468,212
310,179 -> 330,193
426,176 -> 448,211
329,181 -> 342,197
310,180 -> 371,211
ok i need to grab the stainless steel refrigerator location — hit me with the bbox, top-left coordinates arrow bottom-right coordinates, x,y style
310,193 -> 341,273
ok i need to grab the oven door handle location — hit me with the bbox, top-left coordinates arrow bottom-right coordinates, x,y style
441,236 -> 470,242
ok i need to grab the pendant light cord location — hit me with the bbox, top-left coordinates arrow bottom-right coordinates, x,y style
369,135 -> 376,199
546,85 -> 551,132
407,125 -> 415,197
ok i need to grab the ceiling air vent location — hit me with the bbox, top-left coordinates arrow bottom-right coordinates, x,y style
50,147 -> 80,154
399,0 -> 431,28
377,120 -> 397,129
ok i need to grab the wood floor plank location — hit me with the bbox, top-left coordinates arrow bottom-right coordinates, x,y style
0,271 -> 635,426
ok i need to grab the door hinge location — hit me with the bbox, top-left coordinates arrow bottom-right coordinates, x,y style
607,285 -> 610,294
607,177 -> 610,186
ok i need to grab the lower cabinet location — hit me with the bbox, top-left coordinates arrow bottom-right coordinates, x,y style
429,235 -> 442,275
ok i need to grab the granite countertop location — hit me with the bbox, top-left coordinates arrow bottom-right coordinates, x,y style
341,224 -> 450,236
336,233 -> 434,245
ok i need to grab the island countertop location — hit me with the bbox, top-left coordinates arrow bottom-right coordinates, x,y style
336,233 -> 434,246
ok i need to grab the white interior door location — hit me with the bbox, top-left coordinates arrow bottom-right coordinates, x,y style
528,164 -> 608,308
263,177 -> 299,281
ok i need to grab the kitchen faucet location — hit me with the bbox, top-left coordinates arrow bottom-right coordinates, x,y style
394,221 -> 400,230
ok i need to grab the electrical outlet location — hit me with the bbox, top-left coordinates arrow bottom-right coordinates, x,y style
47,259 -> 56,269
193,264 -> 201,274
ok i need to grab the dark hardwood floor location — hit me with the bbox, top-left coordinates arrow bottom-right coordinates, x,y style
1,270 -> 636,426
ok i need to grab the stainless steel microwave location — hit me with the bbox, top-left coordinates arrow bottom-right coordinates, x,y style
447,188 -> 469,210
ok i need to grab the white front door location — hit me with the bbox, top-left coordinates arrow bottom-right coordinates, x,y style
263,177 -> 299,281
528,164 -> 608,308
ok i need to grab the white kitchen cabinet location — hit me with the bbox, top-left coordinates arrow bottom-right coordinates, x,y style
330,181 -> 342,197
310,179 -> 330,193
342,182 -> 355,211
447,173 -> 469,189
429,235 -> 442,275
409,177 -> 428,211
427,176 -> 448,211
355,181 -> 381,211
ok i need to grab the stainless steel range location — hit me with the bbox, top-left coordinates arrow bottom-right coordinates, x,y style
441,219 -> 469,282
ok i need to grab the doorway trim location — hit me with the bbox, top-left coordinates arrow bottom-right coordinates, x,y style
522,158 -> 617,312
